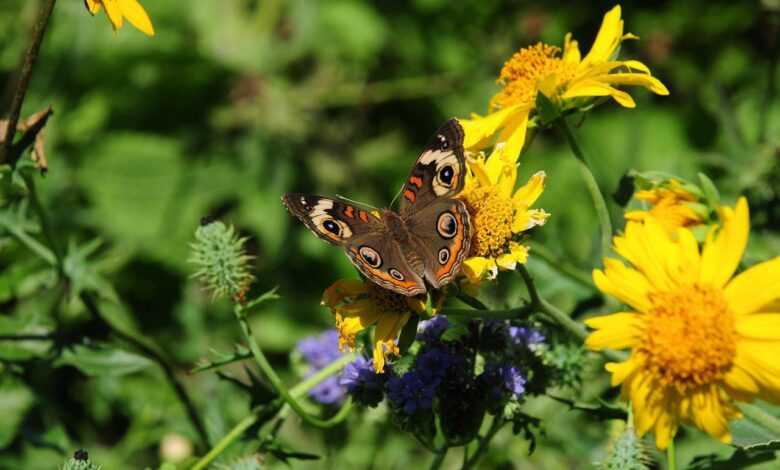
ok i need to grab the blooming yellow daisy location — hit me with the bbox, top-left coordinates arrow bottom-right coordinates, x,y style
458,144 -> 549,283
624,180 -> 704,235
586,197 -> 780,449
85,0 -> 155,36
460,5 -> 668,160
322,279 -> 425,373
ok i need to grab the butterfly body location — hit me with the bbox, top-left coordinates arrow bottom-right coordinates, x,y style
282,120 -> 471,296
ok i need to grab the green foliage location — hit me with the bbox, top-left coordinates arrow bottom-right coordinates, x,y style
0,1 -> 779,469
61,450 -> 101,470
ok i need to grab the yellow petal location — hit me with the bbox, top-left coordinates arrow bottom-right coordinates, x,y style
512,171 -> 546,207
581,5 -> 624,65
591,72 -> 669,95
604,355 -> 640,386
690,388 -> 732,443
562,32 -> 581,63
622,60 -> 651,74
102,0 -> 124,30
723,362 -> 760,395
584,312 -> 643,350
497,110 -> 529,162
699,197 -> 749,288
458,105 -> 524,151
495,242 -> 529,271
725,257 -> 780,315
85,0 -> 102,14
321,279 -> 366,307
562,79 -> 636,108
462,256 -> 497,283
371,313 -> 409,373
735,313 -> 780,339
593,260 -> 652,312
613,219 -> 676,291
466,157 -> 494,188
119,0 -> 154,36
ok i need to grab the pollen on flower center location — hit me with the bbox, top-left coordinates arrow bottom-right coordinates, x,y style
462,187 -> 514,258
490,42 -> 574,111
640,284 -> 737,392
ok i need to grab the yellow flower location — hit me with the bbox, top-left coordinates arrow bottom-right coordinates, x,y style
458,144 -> 549,283
460,5 -> 668,160
85,0 -> 155,36
322,279 -> 425,373
624,180 -> 704,234
585,197 -> 780,449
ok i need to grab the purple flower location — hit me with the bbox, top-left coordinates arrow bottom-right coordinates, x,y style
307,374 -> 346,405
417,315 -> 449,343
387,348 -> 460,415
508,326 -> 545,348
296,329 -> 346,405
296,330 -> 341,369
479,363 -> 526,400
339,356 -> 386,407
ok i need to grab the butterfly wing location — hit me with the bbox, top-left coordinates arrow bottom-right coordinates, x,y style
406,198 -> 471,289
398,119 -> 467,217
282,193 -> 426,296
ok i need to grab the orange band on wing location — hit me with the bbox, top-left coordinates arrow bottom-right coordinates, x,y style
435,211 -> 467,280
358,210 -> 369,222
348,248 -> 421,292
409,176 -> 423,188
344,206 -> 355,218
403,189 -> 416,203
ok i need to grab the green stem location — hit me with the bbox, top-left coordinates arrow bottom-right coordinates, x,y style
439,307 -> 532,320
556,116 -> 613,258
21,173 -> 62,269
462,417 -> 503,470
666,437 -> 676,470
0,216 -> 56,265
528,241 -> 596,290
428,446 -> 449,470
739,403 -> 780,436
1,0 -> 57,166
234,305 -> 353,428
517,266 -> 626,363
191,351 -> 355,470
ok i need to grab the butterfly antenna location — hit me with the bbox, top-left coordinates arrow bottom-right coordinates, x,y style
389,183 -> 405,208
335,195 -> 378,211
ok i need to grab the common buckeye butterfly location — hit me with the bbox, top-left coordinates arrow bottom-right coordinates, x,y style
282,119 -> 471,296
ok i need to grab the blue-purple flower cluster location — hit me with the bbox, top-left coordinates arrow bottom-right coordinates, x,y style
295,329 -> 346,405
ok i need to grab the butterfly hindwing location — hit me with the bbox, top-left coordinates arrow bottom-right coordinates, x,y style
398,119 -> 467,217
345,235 -> 426,296
406,198 -> 472,289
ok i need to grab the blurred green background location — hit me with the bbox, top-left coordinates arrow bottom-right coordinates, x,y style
1,0 -> 779,468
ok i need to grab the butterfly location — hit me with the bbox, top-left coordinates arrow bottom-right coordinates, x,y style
282,119 -> 472,296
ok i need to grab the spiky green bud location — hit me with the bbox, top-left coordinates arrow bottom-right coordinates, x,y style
190,221 -> 254,302
602,426 -> 652,470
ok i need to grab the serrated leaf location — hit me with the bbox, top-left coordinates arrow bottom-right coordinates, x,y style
686,440 -> 780,470
54,344 -> 152,377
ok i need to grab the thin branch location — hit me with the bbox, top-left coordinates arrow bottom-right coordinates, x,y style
461,417 -> 503,470
1,0 -> 57,165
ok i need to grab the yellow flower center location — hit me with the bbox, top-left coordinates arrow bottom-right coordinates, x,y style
462,187 -> 515,258
490,42 -> 575,111
367,283 -> 410,314
640,284 -> 737,392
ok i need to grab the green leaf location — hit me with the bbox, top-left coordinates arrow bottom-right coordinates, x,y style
397,315 -> 419,355
440,324 -> 469,343
535,92 -> 560,125
0,374 -> 35,448
686,441 -> 780,470
698,172 -> 721,207
547,395 -> 627,421
54,344 -> 152,377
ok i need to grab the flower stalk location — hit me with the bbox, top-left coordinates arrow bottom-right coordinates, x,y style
556,116 -> 613,258
1,0 -> 57,166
